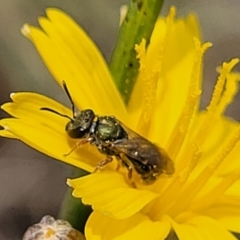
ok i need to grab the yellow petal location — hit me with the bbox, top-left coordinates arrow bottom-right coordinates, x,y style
226,177 -> 240,196
0,128 -> 16,138
171,215 -> 237,240
0,92 -> 123,172
67,172 -> 158,219
202,195 -> 240,232
187,215 -> 237,240
22,8 -> 127,122
85,211 -> 170,240
178,113 -> 238,176
0,118 -> 100,172
2,92 -> 71,126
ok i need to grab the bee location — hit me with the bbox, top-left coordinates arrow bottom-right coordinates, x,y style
41,81 -> 174,184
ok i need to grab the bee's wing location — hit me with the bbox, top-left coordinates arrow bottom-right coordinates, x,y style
113,121 -> 174,174
113,121 -> 161,164
116,120 -> 147,140
113,137 -> 153,162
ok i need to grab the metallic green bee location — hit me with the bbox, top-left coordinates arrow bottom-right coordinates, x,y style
41,82 -> 174,184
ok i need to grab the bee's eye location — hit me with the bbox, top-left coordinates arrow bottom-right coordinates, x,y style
129,159 -> 152,175
140,164 -> 152,172
65,122 -> 87,138
65,109 -> 95,139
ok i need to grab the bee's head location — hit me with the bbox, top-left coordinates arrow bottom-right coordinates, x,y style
66,109 -> 95,138
41,81 -> 95,138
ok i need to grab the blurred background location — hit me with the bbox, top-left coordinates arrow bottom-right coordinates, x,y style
0,0 -> 240,239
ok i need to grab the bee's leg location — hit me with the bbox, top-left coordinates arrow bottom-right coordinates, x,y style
116,161 -> 121,171
121,160 -> 136,188
124,162 -> 133,179
64,138 -> 92,157
93,156 -> 113,173
115,156 -> 122,171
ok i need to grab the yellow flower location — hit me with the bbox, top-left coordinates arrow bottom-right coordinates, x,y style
1,6 -> 240,240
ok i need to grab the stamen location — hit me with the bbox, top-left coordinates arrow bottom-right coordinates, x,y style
163,59 -> 240,218
168,123 -> 240,216
190,168 -> 240,211
208,59 -> 239,113
178,143 -> 202,182
149,144 -> 202,219
135,7 -> 176,136
167,41 -> 211,160
135,38 -> 160,136
135,38 -> 146,72
216,71 -> 240,115
167,6 -> 176,26
194,59 -> 239,147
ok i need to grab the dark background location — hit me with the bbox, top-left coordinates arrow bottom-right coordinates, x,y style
1,0 -> 240,239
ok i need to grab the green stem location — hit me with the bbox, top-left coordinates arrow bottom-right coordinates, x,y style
109,0 -> 164,104
58,168 -> 91,233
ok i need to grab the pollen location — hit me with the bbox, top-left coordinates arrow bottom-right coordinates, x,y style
135,38 -> 159,136
167,40 -> 212,160
207,59 -> 239,114
195,58 -> 239,148
168,124 -> 240,217
134,7 -> 177,136
160,58 -> 240,218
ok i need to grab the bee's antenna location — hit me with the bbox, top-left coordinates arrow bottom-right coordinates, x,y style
40,107 -> 73,121
62,81 -> 76,118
